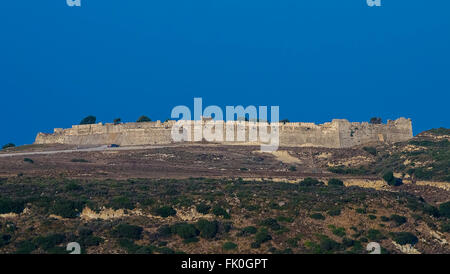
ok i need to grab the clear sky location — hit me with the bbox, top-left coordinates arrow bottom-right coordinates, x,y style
1,1 -> 449,145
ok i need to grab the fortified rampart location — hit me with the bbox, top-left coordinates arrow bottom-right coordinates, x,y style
34,118 -> 413,148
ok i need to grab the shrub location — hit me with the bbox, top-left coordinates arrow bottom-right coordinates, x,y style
288,166 -> 297,172
441,222 -> 450,233
250,242 -> 261,249
0,198 -> 26,214
111,224 -> 143,240
328,178 -> 344,187
113,118 -> 122,125
370,117 -> 382,124
65,182 -> 83,192
0,234 -> 11,248
380,216 -> 390,222
196,219 -> 218,239
310,213 -> 325,220
299,178 -> 324,187
390,214 -> 407,226
136,115 -> 151,123
171,223 -> 199,239
50,199 -> 84,218
254,228 -> 272,244
222,242 -> 237,250
154,206 -> 177,217
212,206 -> 230,219
196,203 -> 211,214
15,240 -> 37,254
391,232 -> 418,245
327,208 -> 341,216
238,226 -> 257,236
367,229 -> 383,241
330,226 -> 346,237
108,196 -> 135,210
79,115 -> 96,125
260,218 -> 281,231
2,143 -> 15,150
439,201 -> 450,218
157,225 -> 172,237
383,171 -> 403,186
33,234 -> 66,250
71,158 -> 88,163
363,147 -> 377,156
23,158 -> 34,164
423,204 -> 440,218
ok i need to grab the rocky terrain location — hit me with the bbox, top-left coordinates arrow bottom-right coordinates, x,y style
0,128 -> 448,254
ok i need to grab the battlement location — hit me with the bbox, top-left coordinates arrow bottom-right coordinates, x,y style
34,118 -> 413,148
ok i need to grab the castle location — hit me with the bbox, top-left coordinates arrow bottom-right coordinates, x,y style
34,118 -> 413,148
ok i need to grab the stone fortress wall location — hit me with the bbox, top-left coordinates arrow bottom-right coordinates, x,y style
34,118 -> 413,148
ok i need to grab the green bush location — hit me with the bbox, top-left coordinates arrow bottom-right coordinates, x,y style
367,229 -> 383,241
288,166 -> 297,172
299,178 -> 324,187
196,219 -> 218,239
196,203 -> 211,214
328,178 -> 344,187
327,208 -> 341,216
439,201 -> 450,218
383,171 -> 402,186
50,199 -> 84,218
390,214 -> 407,226
212,206 -> 230,219
222,241 -> 237,250
111,224 -> 143,240
441,221 -> 450,233
329,226 -> 346,237
380,216 -> 390,222
136,115 -> 151,123
0,234 -> 11,248
154,206 -> 177,217
108,196 -> 135,210
254,228 -> 272,244
363,147 -> 377,156
238,226 -> 257,236
2,143 -> 15,150
65,182 -> 83,192
80,115 -> 96,125
33,234 -> 66,250
71,158 -> 89,163
391,232 -> 418,245
23,158 -> 34,164
171,223 -> 199,239
310,213 -> 325,220
15,240 -> 37,254
0,198 -> 26,214
260,218 -> 281,231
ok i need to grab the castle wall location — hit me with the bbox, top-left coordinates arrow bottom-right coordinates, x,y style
34,118 -> 413,148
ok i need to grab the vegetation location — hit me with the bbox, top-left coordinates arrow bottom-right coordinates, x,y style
370,117 -> 382,124
111,224 -> 143,240
136,115 -> 151,123
2,143 -> 15,150
391,232 -> 418,245
79,115 -> 96,125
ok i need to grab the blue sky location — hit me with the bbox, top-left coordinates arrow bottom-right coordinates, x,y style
0,1 -> 449,145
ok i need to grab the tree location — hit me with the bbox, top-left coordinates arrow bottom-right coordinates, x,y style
113,118 -> 121,125
2,143 -> 15,150
136,115 -> 151,123
280,119 -> 290,124
370,117 -> 382,124
79,115 -> 96,125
